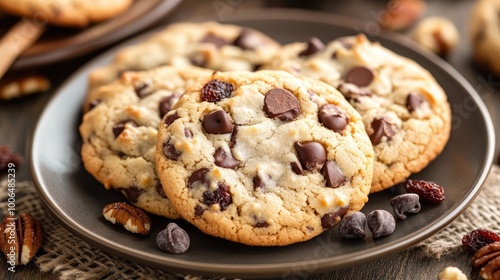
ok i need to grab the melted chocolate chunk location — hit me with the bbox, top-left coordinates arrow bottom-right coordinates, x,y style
346,66 -> 374,87
253,174 -> 266,190
294,141 -> 326,171
203,110 -> 234,134
406,93 -> 424,112
369,117 -> 395,145
159,93 -> 180,117
119,186 -> 143,203
188,168 -> 210,189
184,128 -> 193,138
264,88 -> 301,122
291,161 -> 304,175
134,82 -> 152,99
318,104 -> 348,133
200,34 -> 227,48
112,120 -> 138,138
164,111 -> 179,126
233,29 -> 261,50
229,125 -> 238,148
255,221 -> 269,228
299,37 -> 325,56
321,207 -> 349,228
156,182 -> 167,198
321,161 -> 347,188
202,182 -> 232,211
163,137 -> 181,160
214,147 -> 239,169
194,205 -> 205,216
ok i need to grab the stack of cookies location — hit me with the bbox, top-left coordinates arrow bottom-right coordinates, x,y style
79,21 -> 451,246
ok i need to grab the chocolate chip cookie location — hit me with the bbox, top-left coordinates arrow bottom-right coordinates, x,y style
0,0 -> 132,27
80,66 -> 213,219
88,21 -> 281,92
263,35 -> 451,192
156,70 -> 374,246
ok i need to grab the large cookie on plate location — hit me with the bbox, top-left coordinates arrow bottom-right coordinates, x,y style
79,66 -> 213,219
262,35 -> 451,193
156,70 -> 374,246
88,21 -> 281,92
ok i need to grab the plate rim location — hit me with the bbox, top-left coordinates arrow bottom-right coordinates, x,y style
29,8 -> 496,277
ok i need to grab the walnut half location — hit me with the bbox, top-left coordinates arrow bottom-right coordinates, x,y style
102,202 -> 152,235
0,213 -> 44,265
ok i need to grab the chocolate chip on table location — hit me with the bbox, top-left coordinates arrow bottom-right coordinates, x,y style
346,66 -> 374,87
202,182 -> 232,211
164,111 -> 179,126
321,206 -> 348,228
203,110 -> 234,134
264,88 -> 301,121
318,104 -> 348,133
188,168 -> 210,189
406,93 -> 424,112
118,186 -> 143,203
299,37 -> 325,56
390,193 -> 421,220
163,137 -> 181,160
214,147 -> 239,169
201,80 -> 234,102
200,34 -> 227,48
233,29 -> 260,50
290,161 -> 304,175
369,117 -> 395,145
134,81 -> 151,99
367,210 -> 395,239
294,141 -> 326,171
339,212 -> 366,239
0,145 -> 22,173
321,161 -> 347,188
112,120 -> 138,138
156,223 -> 190,254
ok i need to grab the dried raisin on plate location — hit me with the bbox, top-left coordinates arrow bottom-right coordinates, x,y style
405,179 -> 445,203
462,229 -> 500,252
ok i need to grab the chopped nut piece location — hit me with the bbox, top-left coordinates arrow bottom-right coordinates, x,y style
102,202 -> 152,235
438,266 -> 468,280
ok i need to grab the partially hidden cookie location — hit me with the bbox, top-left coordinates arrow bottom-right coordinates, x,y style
262,35 -> 451,192
470,0 -> 500,76
0,0 -> 133,27
156,70 -> 374,246
79,66 -> 213,219
88,21 -> 281,92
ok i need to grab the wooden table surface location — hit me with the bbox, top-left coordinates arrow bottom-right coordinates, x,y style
0,0 -> 496,279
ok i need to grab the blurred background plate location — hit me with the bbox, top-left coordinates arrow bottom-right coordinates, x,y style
0,0 -> 183,70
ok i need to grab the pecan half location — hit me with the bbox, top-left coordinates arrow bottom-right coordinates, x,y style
472,241 -> 500,279
0,213 -> 43,265
102,202 -> 151,235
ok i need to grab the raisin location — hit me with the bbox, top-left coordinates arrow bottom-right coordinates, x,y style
405,179 -> 445,203
390,193 -> 421,220
367,210 -> 395,239
462,229 -> 500,252
0,145 -> 22,173
201,80 -> 234,102
156,223 -> 190,254
202,182 -> 232,211
339,212 -> 366,239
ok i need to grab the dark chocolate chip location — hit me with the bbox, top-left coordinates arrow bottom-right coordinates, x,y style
113,120 -> 138,138
299,37 -> 325,56
406,93 -> 424,112
134,82 -> 152,99
337,37 -> 354,49
163,137 -> 181,160
156,182 -> 167,198
214,147 -> 239,169
264,88 -> 301,121
290,161 -> 304,175
229,125 -> 238,148
202,182 -> 232,211
184,128 -> 192,138
203,110 -> 234,134
321,206 -> 349,228
156,223 -> 190,254
201,80 -> 234,102
88,99 -> 100,110
164,111 -> 179,126
159,93 -> 181,117
294,141 -> 326,171
194,205 -> 205,216
255,221 -> 269,228
346,66 -> 374,87
253,174 -> 265,190
233,29 -> 260,50
318,104 -> 348,133
337,83 -> 372,102
307,89 -> 319,103
369,117 -> 395,145
188,168 -> 210,189
200,34 -> 227,48
118,186 -> 143,203
321,161 -> 347,189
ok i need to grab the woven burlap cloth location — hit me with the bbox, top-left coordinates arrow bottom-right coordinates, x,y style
1,165 -> 500,279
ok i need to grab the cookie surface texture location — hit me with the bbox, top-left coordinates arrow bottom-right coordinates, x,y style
79,66 -> 213,219
0,0 -> 133,27
263,35 -> 451,192
88,21 -> 281,91
156,70 -> 374,246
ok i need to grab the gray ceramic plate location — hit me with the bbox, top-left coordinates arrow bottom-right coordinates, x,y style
30,9 -> 495,278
